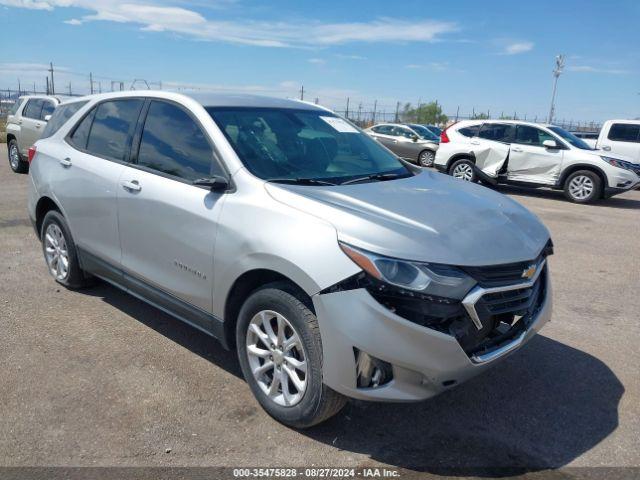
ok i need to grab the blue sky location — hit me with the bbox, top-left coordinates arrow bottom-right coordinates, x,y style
1,0 -> 639,122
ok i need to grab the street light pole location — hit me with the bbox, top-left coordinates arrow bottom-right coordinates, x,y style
548,54 -> 565,124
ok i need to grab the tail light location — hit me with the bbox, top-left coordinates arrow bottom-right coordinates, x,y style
27,146 -> 37,164
440,129 -> 450,143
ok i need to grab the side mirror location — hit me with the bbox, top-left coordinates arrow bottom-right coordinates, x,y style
412,134 -> 419,142
192,175 -> 229,191
44,115 -> 52,121
543,139 -> 559,149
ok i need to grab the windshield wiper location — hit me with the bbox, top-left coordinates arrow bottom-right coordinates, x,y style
267,178 -> 338,186
340,172 -> 409,186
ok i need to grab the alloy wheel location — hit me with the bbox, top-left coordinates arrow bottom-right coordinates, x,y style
9,144 -> 20,170
568,175 -> 594,200
246,310 -> 308,407
44,223 -> 70,281
452,163 -> 474,181
419,151 -> 435,167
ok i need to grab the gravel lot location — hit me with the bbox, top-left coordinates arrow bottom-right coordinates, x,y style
1,146 -> 639,475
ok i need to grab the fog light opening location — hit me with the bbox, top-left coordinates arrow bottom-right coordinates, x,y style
354,348 -> 393,389
442,380 -> 457,387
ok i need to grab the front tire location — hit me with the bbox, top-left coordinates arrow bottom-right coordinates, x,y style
449,158 -> 477,182
236,285 -> 346,428
8,139 -> 28,174
418,150 -> 435,167
563,170 -> 601,203
41,210 -> 91,289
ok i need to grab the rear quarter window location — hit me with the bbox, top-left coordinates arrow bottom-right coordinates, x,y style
41,101 -> 88,139
458,125 -> 480,137
608,123 -> 640,143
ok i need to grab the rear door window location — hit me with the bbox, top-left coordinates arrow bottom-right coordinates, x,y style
68,108 -> 96,150
136,100 -> 218,181
608,123 -> 640,143
41,101 -> 56,120
41,101 -> 88,139
85,99 -> 144,162
478,123 -> 515,143
23,99 -> 44,119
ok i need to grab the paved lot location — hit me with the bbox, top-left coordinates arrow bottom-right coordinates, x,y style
1,147 -> 639,474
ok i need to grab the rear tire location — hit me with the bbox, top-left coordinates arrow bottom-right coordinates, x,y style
449,158 -> 477,182
236,285 -> 346,428
41,210 -> 92,289
8,139 -> 28,174
563,170 -> 601,203
418,150 -> 435,167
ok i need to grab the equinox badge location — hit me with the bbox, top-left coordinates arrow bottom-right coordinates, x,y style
521,264 -> 537,280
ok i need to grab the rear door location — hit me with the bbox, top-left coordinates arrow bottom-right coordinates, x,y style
474,122 -> 513,177
391,126 -> 421,159
507,125 -> 564,184
55,98 -> 144,269
18,99 -> 45,154
117,99 -> 228,321
600,123 -> 640,162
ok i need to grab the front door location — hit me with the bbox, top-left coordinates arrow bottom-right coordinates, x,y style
117,99 -> 228,320
507,125 -> 564,185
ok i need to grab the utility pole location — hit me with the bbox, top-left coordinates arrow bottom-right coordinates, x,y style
89,72 -> 94,94
48,62 -> 55,95
299,85 -> 304,101
17,78 -> 21,96
68,82 -> 72,95
345,97 -> 350,119
548,54 -> 565,124
395,101 -> 400,122
46,76 -> 50,95
372,99 -> 377,124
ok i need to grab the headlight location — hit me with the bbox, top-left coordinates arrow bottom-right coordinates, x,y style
339,242 -> 476,299
600,156 -> 638,172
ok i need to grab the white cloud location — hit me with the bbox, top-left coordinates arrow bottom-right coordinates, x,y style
0,1 -> 458,47
405,62 -> 450,72
64,18 -> 82,25
568,65 -> 629,75
308,58 -> 325,65
335,54 -> 366,60
503,41 -> 534,55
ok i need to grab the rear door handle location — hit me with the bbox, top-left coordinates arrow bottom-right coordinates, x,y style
602,145 -> 611,151
121,180 -> 141,192
35,123 -> 42,129
59,158 -> 72,167
470,140 -> 480,145
511,147 -> 523,152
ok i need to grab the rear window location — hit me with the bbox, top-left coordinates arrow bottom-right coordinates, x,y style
608,123 -> 640,143
41,101 -> 88,139
41,101 -> 56,120
478,123 -> 515,143
457,125 -> 480,137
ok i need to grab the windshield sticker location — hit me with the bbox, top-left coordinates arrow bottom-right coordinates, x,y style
320,116 -> 359,133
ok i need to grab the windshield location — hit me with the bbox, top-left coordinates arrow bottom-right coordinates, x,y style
207,107 -> 412,184
408,124 -> 439,141
548,126 -> 593,150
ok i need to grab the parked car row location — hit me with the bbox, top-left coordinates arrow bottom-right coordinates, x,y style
24,91 -> 553,428
364,123 -> 439,166
432,120 -> 640,203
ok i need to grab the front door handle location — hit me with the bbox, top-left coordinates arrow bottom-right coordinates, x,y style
35,123 -> 42,129
470,140 -> 480,145
59,158 -> 72,167
602,145 -> 611,151
511,147 -> 523,152
121,180 -> 142,192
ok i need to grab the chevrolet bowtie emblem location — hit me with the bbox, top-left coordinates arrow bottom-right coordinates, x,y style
522,264 -> 537,280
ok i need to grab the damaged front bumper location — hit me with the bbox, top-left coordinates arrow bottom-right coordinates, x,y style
312,267 -> 552,402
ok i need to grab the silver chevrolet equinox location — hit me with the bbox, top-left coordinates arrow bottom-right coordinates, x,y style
28,91 -> 553,428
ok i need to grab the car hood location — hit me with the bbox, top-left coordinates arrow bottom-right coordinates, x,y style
583,148 -> 636,163
265,170 -> 550,266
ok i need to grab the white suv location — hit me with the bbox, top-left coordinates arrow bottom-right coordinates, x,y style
434,120 -> 640,203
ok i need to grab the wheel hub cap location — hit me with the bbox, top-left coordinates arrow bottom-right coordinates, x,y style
453,164 -> 473,181
44,224 -> 69,281
568,175 -> 594,200
246,310 -> 307,407
9,145 -> 20,169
